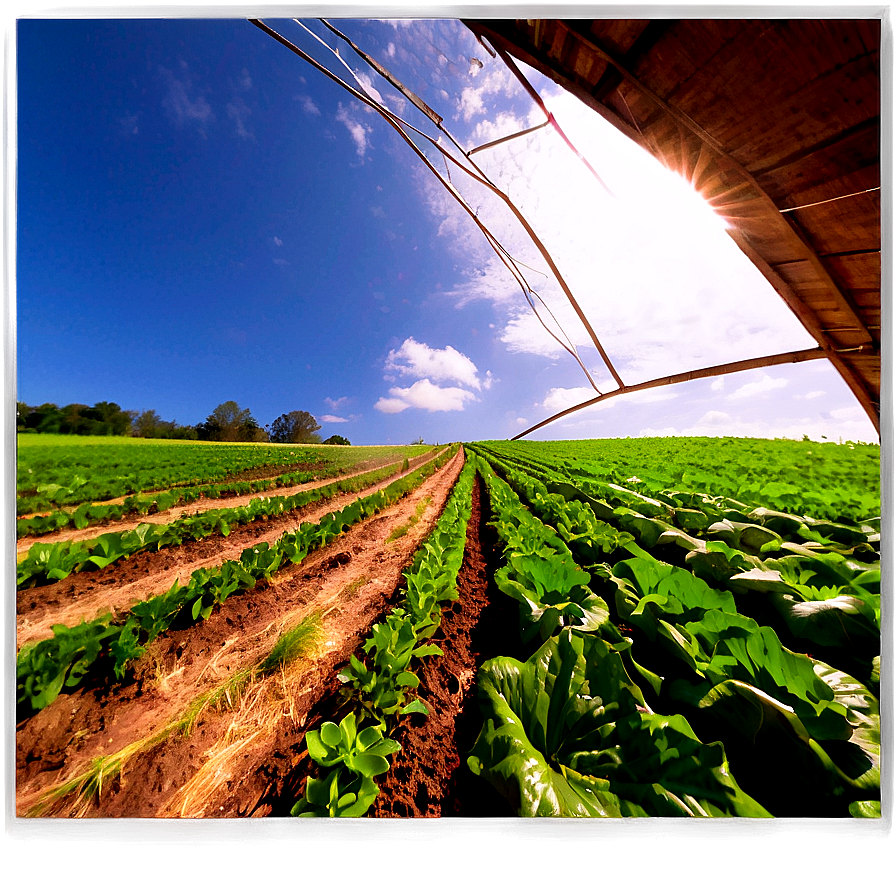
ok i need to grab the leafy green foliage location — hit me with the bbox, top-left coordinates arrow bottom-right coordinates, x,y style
291,714 -> 400,817
17,434 -> 429,515
295,453 -> 476,817
268,410 -> 321,444
16,458 -> 421,588
338,613 -> 441,723
17,617 -> 120,710
480,464 -> 611,645
468,630 -> 770,817
465,440 -> 879,818
16,445 -> 461,713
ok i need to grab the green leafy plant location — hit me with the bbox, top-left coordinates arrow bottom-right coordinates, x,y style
291,714 -> 400,817
338,613 -> 440,723
468,630 -> 769,817
17,616 -> 120,710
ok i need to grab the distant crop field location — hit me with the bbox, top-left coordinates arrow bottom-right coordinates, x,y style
17,433 -> 428,514
15,436 -> 880,819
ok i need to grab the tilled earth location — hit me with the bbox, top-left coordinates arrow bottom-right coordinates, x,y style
15,452 -> 426,550
15,451 -> 517,818
16,449 -> 439,649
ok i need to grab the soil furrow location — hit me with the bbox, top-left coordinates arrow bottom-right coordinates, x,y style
16,447 -> 449,649
15,449 -> 465,818
369,474 -> 520,817
15,452 -> 418,553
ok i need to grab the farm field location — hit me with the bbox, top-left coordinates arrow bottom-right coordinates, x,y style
14,436 -> 881,818
17,433 -> 430,516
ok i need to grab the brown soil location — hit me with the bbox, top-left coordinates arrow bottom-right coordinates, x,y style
16,452 -> 422,552
15,449 -> 466,818
15,458 -> 333,517
368,474 -> 522,817
16,448 -> 445,649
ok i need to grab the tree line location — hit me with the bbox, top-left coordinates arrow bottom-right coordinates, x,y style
16,400 -> 350,445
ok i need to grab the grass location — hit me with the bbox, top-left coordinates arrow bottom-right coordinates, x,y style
259,613 -> 327,675
386,497 -> 431,542
23,611 -> 325,818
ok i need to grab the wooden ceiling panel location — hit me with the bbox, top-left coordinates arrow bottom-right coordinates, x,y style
629,21 -> 764,102
789,189 -> 881,257
464,18 -> 883,432
827,252 -> 882,291
754,123 -> 879,207
584,19 -> 649,57
665,49 -> 878,175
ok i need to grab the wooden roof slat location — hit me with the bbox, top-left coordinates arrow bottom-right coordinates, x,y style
669,54 -> 879,176
826,252 -> 882,290
463,18 -> 882,432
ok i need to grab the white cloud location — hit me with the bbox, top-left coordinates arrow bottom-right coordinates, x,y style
710,376 -> 726,392
159,65 -> 213,127
374,397 -> 410,414
636,403 -> 874,442
336,103 -> 371,159
543,386 -> 597,413
458,86 -> 485,122
325,396 -> 350,410
273,236 -> 283,247
543,383 -> 680,414
454,66 -> 515,122
795,390 -> 826,400
227,96 -> 252,138
416,85 -> 814,392
829,405 -> 867,422
320,415 -> 348,424
726,375 -> 788,401
385,337 -> 482,389
468,109 -> 541,151
375,379 -> 478,413
355,72 -> 384,105
296,95 -> 321,116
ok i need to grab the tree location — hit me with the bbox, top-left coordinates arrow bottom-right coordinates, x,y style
268,410 -> 321,444
197,401 -> 265,442
133,410 -> 163,438
83,401 -> 132,435
59,403 -> 90,433
323,434 -> 350,445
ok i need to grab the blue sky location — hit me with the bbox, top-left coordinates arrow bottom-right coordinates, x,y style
13,13 -> 881,445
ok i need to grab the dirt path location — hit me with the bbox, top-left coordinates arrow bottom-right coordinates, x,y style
15,452 -> 428,554
16,448 -> 449,649
15,449 -> 465,818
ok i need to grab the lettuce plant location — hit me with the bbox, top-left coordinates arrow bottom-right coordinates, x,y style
467,630 -> 770,817
292,713 -> 400,818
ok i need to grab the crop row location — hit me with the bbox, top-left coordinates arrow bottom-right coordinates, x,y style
16,453 -> 379,538
17,436 -> 426,513
16,447 -> 459,715
16,459 -> 421,589
461,445 -> 880,817
475,443 -> 880,672
474,437 -> 879,522
293,456 -> 476,816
